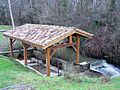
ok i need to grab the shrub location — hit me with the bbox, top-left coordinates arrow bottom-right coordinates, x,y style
63,62 -> 82,83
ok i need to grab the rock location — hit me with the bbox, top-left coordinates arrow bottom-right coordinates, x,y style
74,61 -> 90,73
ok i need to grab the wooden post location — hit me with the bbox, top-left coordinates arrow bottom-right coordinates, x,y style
69,35 -> 72,43
10,38 -> 13,57
76,35 -> 80,64
22,43 -> 28,65
46,47 -> 51,76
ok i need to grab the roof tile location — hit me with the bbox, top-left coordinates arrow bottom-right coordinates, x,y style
3,24 -> 93,49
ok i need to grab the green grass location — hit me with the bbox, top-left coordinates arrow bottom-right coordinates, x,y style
0,32 -> 3,39
0,25 -> 12,30
0,25 -> 12,41
0,25 -> 11,40
0,55 -> 120,90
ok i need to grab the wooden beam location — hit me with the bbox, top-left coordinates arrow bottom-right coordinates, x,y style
72,45 -> 77,52
46,47 -> 51,76
50,42 -> 76,49
10,38 -> 13,57
50,48 -> 57,59
69,35 -> 72,43
76,35 -> 80,64
22,43 -> 29,65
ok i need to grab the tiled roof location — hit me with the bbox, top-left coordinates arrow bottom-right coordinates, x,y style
3,24 -> 93,49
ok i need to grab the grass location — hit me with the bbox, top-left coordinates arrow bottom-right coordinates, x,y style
0,31 -> 9,51
0,32 -> 3,40
0,25 -> 12,30
0,25 -> 12,41
0,55 -> 120,90
0,32 -> 4,41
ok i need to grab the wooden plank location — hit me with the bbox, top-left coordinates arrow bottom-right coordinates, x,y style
76,35 -> 80,64
46,47 -> 51,76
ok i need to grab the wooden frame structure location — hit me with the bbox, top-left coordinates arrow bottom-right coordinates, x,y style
3,24 -> 93,76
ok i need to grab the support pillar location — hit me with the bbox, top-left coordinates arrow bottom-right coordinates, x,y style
10,38 -> 13,57
69,35 -> 72,43
46,47 -> 51,76
76,35 -> 80,64
22,43 -> 29,65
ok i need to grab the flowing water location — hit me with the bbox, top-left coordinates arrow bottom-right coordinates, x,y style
90,60 -> 120,78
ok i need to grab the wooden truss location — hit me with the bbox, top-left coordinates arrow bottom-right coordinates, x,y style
9,34 -> 80,76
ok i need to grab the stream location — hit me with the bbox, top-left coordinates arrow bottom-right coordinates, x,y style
90,60 -> 120,78
54,48 -> 120,78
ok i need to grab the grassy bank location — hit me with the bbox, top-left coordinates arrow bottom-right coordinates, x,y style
0,25 -> 12,30
0,25 -> 12,42
0,32 -> 4,41
0,55 -> 120,90
0,25 -> 12,41
0,25 -> 12,52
